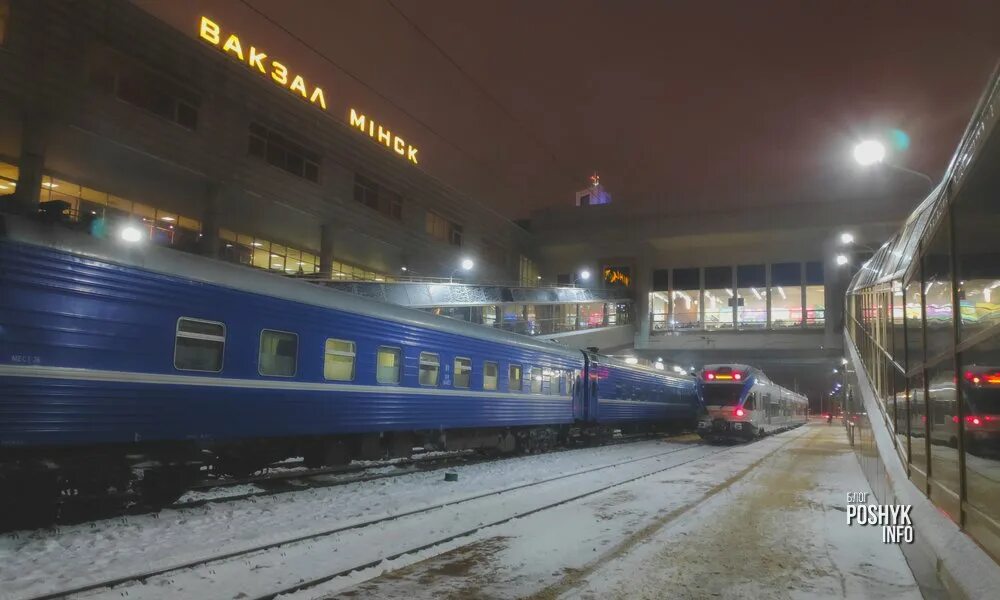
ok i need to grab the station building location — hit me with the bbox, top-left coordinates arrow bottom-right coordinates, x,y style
0,0 -> 538,286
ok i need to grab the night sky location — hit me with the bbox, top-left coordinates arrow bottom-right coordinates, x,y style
134,1 -> 1000,219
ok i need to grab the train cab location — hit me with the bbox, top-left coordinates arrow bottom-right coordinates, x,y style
696,364 -> 808,442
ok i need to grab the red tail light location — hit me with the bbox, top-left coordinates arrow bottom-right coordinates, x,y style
735,408 -> 745,417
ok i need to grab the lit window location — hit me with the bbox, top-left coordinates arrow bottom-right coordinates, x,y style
259,329 -> 298,377
174,318 -> 225,372
529,367 -> 542,394
426,211 -> 461,246
377,347 -> 401,384
324,339 -> 355,381
454,357 -> 472,388
484,361 -> 498,390
419,352 -> 440,386
508,364 -> 523,392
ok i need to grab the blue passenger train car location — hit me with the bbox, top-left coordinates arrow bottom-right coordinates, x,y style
0,215 -> 700,513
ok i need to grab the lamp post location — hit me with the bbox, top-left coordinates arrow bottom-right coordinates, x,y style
853,139 -> 934,187
573,268 -> 592,287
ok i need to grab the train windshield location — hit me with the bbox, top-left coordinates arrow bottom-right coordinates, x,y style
702,384 -> 744,406
967,388 -> 1000,413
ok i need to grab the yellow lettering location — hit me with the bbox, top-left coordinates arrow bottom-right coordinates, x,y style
349,108 -> 366,131
368,120 -> 374,137
407,146 -> 419,164
310,87 -> 327,110
271,60 -> 288,85
377,126 -> 391,146
199,16 -> 221,45
248,46 -> 267,73
222,34 -> 244,61
393,136 -> 406,155
290,74 -> 308,98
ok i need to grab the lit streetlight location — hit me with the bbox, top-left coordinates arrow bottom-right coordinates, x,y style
449,257 -> 475,283
835,254 -> 849,266
120,225 -> 143,243
852,139 -> 934,186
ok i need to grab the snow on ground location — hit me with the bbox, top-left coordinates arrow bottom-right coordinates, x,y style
317,424 -> 920,600
0,438 -> 698,600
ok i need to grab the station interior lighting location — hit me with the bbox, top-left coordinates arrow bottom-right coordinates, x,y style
853,139 -> 886,166
400,266 -> 408,272
120,225 -> 143,243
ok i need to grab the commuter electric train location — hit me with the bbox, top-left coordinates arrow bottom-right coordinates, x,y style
906,366 -> 1000,455
696,364 -> 808,442
0,214 -> 703,521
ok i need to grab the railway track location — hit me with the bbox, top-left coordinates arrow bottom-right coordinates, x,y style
22,437 -> 724,600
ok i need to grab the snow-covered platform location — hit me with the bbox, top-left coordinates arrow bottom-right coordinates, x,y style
335,422 -> 920,599
1,424 -> 922,600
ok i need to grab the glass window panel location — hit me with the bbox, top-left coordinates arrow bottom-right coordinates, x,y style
419,352 -> 440,386
508,364 -> 523,392
805,285 -> 825,327
529,367 -> 542,393
324,339 -> 355,381
905,276 -> 924,370
908,371 -> 928,476
377,347 -> 401,384
923,216 -> 954,361
174,318 -> 224,372
131,202 -> 155,219
737,264 -> 767,330
927,359 -> 960,520
484,361 -> 498,390
454,357 -> 472,388
177,216 -> 200,232
0,161 -> 18,181
80,186 -> 108,205
672,267 -> 701,330
259,330 -> 297,377
960,336 -> 1000,557
770,285 -> 803,328
704,266 -> 733,330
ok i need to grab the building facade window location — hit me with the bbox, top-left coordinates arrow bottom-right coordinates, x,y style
737,264 -> 767,329
769,262 -> 802,328
248,123 -> 319,182
704,266 -> 734,330
353,174 -> 402,220
519,256 -> 539,287
804,261 -> 825,327
90,54 -> 200,130
0,0 -> 9,46
426,210 -> 461,246
672,268 -> 701,330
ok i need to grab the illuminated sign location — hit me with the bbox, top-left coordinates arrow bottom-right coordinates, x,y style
603,266 -> 631,288
199,16 -> 327,110
348,109 -> 419,165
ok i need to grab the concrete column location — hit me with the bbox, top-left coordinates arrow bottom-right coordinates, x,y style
199,183 -> 222,259
9,114 -> 47,215
319,221 -> 336,278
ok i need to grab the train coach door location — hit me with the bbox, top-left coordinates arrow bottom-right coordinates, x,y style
577,352 -> 598,423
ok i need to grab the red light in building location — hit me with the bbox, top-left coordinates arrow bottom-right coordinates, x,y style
735,408 -> 745,417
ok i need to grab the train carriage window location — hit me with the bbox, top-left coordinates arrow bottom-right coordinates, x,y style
323,339 -> 355,381
483,361 -> 499,390
529,367 -> 543,394
509,364 -> 523,391
259,330 -> 297,377
454,357 -> 472,388
376,347 -> 401,384
544,369 -> 558,395
174,318 -> 225,372
563,371 -> 573,396
419,352 -> 440,386
745,393 -> 755,410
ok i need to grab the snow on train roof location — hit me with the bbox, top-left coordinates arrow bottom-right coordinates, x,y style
0,215 -> 582,359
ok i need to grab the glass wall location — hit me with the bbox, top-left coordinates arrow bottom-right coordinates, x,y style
846,81 -> 1000,562
703,266 -> 734,330
770,262 -> 802,328
737,264 -> 767,329
647,262 -> 825,333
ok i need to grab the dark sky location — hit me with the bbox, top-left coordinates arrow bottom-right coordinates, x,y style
134,1 -> 1000,219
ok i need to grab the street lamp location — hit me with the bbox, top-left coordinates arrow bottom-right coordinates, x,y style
120,225 -> 143,243
852,139 -> 934,187
449,257 -> 474,283
839,232 -> 854,245
835,254 -> 849,266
